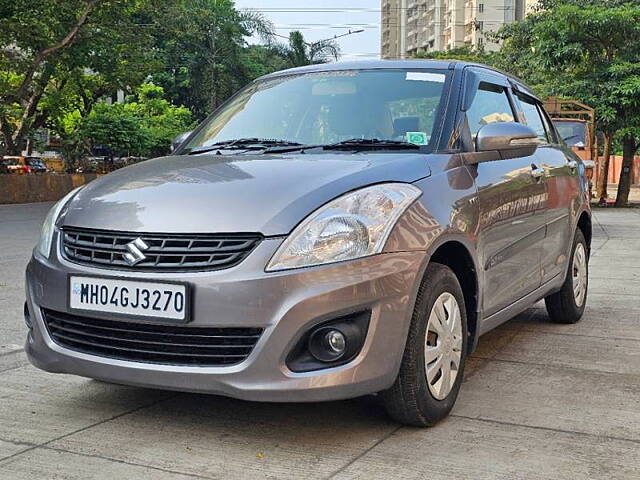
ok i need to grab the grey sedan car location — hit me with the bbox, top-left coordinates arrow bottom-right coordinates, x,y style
25,60 -> 591,426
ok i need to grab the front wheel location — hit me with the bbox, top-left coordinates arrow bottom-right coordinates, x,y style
545,229 -> 588,324
380,263 -> 468,427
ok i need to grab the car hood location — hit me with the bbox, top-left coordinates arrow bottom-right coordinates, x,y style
62,152 -> 431,236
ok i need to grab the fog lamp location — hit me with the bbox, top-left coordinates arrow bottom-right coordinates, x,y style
327,330 -> 346,354
309,327 -> 348,362
286,311 -> 371,372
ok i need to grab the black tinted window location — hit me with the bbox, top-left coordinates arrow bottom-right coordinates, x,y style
466,82 -> 514,136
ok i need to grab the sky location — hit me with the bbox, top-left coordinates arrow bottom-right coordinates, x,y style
234,0 -> 381,60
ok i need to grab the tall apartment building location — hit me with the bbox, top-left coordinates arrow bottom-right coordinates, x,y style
381,0 -> 530,59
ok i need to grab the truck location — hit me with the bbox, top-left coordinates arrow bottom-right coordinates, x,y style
544,97 -> 596,196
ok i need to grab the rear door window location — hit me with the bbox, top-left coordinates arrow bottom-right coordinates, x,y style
537,105 -> 560,144
515,93 -> 548,143
466,82 -> 515,136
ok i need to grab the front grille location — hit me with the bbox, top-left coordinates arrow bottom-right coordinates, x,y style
42,309 -> 263,366
61,227 -> 261,271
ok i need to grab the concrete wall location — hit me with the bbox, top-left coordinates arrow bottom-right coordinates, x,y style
606,155 -> 640,185
593,156 -> 640,186
0,174 -> 100,205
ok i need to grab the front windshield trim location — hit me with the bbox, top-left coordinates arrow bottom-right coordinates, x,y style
175,67 -> 453,156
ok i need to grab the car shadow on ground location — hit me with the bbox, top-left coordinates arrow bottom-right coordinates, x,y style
62,380 -> 400,475
83,305 -> 547,435
87,375 -> 400,437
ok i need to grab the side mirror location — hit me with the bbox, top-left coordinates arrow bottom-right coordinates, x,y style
171,131 -> 193,153
475,122 -> 541,158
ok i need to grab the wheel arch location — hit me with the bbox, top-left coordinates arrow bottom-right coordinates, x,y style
576,210 -> 592,255
426,238 -> 480,353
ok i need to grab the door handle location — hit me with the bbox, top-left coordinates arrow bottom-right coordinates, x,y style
530,166 -> 545,180
567,160 -> 578,171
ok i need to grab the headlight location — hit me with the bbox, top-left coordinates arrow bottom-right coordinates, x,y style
36,187 -> 82,258
266,183 -> 421,271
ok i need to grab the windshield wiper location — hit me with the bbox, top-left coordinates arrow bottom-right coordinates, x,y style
186,138 -> 304,155
266,138 -> 423,154
322,138 -> 421,150
187,137 -> 422,155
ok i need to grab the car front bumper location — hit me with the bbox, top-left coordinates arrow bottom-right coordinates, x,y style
25,233 -> 427,402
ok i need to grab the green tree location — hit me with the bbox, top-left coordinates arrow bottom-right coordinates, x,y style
128,83 -> 194,158
414,1 -> 640,205
79,102 -> 147,160
413,45 -> 496,65
152,18 -> 340,121
0,0 -> 164,155
279,31 -> 340,67
241,45 -> 290,80
1,0 -> 338,160
495,0 -> 640,205
78,83 -> 193,161
150,0 -> 275,120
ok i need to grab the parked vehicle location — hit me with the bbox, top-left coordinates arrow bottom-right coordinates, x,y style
43,156 -> 65,173
25,61 -> 591,426
24,156 -> 49,173
544,97 -> 596,196
0,155 -> 50,174
544,97 -> 596,162
554,119 -> 589,148
1,156 -> 31,174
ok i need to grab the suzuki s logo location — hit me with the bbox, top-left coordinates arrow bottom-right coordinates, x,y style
123,238 -> 149,266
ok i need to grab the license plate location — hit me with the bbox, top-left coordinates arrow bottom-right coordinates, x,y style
69,276 -> 189,321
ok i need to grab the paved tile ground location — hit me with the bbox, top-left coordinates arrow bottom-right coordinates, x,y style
604,184 -> 640,204
0,204 -> 638,479
0,202 -> 51,360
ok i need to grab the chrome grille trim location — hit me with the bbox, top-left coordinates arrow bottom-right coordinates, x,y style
61,227 -> 261,271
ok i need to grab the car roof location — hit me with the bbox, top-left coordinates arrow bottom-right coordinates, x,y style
261,59 -> 453,78
261,59 -> 536,99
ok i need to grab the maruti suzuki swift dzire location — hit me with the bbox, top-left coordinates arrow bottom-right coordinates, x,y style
25,60 -> 591,426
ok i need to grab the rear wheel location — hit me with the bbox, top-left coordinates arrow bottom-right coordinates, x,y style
380,263 -> 468,427
545,229 -> 588,324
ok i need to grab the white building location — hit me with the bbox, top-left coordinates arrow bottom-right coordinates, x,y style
381,0 -> 530,58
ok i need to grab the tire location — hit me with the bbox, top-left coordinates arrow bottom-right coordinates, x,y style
380,263 -> 468,427
545,229 -> 588,324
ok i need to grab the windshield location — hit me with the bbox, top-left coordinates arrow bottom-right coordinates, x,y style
554,121 -> 587,147
183,69 -> 450,152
